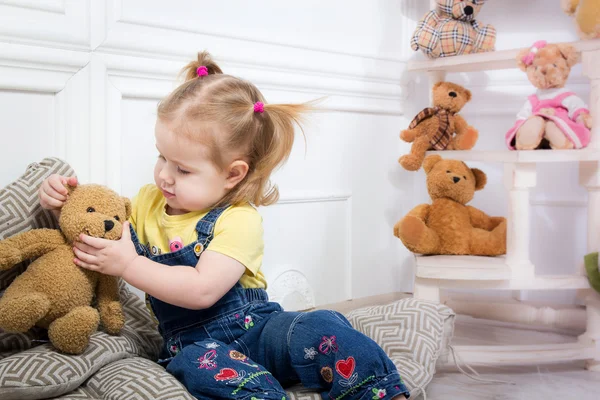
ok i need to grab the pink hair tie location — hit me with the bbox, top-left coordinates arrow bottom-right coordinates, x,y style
253,101 -> 265,114
522,40 -> 547,66
196,66 -> 208,77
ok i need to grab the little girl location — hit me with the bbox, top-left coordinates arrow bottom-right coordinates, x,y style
39,51 -> 410,400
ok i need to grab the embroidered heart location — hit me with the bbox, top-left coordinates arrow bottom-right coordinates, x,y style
335,356 -> 355,379
214,368 -> 238,381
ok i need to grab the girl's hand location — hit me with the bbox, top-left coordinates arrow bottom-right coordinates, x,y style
73,222 -> 139,277
39,174 -> 78,211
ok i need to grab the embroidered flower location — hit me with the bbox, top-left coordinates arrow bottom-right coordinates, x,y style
372,388 -> 386,399
244,315 -> 254,329
169,344 -> 179,354
205,342 -> 220,349
304,347 -> 318,360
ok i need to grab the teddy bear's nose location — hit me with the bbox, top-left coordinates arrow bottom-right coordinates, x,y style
453,176 -> 461,183
464,6 -> 474,15
449,91 -> 457,98
104,220 -> 115,232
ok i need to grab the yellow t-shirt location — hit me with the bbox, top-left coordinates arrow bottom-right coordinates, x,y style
130,184 -> 266,289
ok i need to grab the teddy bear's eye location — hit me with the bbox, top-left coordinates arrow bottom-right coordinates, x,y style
446,170 -> 451,173
86,207 -> 95,213
114,215 -> 120,221
463,176 -> 467,180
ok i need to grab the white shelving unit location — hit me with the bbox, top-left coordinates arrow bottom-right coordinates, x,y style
407,10 -> 600,369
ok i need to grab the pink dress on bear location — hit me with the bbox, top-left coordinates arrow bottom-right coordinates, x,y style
505,87 -> 590,150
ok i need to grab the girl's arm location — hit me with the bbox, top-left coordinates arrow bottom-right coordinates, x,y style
123,250 -> 245,309
73,222 -> 245,310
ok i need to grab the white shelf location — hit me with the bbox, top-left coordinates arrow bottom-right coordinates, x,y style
426,149 -> 600,163
415,255 -> 591,290
407,39 -> 600,73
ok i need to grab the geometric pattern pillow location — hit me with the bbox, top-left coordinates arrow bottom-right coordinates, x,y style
52,358 -> 195,400
0,282 -> 163,400
286,298 -> 455,399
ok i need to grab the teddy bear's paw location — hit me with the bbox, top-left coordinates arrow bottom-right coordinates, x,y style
0,246 -> 22,271
399,155 -> 422,171
456,127 -> 479,150
100,301 -> 125,334
0,293 -> 51,332
400,129 -> 416,143
49,306 -> 100,354
394,216 -> 426,246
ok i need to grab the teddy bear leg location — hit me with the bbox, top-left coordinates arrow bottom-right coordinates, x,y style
451,126 -> 479,150
394,215 -> 441,255
48,306 -> 100,354
0,292 -> 51,332
544,121 -> 575,149
516,116 -> 546,150
469,220 -> 507,256
399,136 -> 431,171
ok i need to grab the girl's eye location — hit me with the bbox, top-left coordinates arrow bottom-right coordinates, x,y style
177,167 -> 190,175
87,207 -> 95,213
114,215 -> 120,221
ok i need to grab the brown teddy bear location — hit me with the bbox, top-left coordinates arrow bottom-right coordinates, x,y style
0,184 -> 128,354
394,155 -> 506,256
506,41 -> 592,150
562,0 -> 600,40
399,81 -> 479,171
411,0 -> 496,58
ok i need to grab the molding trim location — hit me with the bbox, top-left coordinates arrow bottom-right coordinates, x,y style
530,198 -> 587,208
0,0 -> 66,14
277,193 -> 352,205
0,42 -> 89,92
97,52 -> 404,116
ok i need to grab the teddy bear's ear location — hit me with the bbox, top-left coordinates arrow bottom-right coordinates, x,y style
557,43 -> 578,67
433,81 -> 444,91
423,155 -> 442,173
123,197 -> 132,220
463,88 -> 472,102
561,0 -> 578,15
471,168 -> 487,191
516,48 -> 530,72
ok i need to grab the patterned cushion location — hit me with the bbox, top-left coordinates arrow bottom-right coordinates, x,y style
286,299 -> 455,399
0,158 -> 164,400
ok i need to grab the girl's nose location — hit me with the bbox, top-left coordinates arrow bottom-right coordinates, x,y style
159,167 -> 174,184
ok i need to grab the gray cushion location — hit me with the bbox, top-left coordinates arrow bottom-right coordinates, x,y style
286,298 -> 455,399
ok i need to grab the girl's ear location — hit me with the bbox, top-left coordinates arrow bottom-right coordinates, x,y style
225,160 -> 250,190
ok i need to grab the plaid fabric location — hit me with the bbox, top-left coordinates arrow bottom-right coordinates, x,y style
411,3 -> 496,58
409,107 -> 453,151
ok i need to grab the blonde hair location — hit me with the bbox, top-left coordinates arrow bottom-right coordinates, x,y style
157,51 -> 313,207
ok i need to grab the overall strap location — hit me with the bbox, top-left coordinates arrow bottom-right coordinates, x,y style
195,206 -> 230,246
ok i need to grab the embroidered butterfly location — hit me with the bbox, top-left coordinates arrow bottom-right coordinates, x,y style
318,336 -> 338,354
195,349 -> 218,370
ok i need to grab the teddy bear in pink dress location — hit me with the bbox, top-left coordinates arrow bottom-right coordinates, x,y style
506,40 -> 593,150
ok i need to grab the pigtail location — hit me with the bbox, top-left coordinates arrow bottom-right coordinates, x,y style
181,50 -> 223,82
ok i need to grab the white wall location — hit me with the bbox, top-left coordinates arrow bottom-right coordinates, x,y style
0,0 -> 416,309
0,0 -> 586,309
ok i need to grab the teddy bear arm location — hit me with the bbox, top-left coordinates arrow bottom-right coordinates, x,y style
471,20 -> 497,52
467,206 -> 496,230
96,274 -> 124,334
0,229 -> 66,270
408,204 -> 431,220
411,10 -> 441,55
451,115 -> 478,150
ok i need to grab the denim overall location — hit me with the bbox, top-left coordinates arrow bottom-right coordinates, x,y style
131,207 -> 410,400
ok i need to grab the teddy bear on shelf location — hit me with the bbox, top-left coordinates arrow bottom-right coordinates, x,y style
411,0 -> 496,59
394,155 -> 506,256
399,81 -> 479,171
506,41 -> 592,150
0,183 -> 128,354
562,0 -> 600,40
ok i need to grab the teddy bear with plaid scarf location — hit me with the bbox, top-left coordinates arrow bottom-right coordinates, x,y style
411,0 -> 496,59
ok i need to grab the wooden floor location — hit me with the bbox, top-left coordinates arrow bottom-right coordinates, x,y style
316,294 -> 600,400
